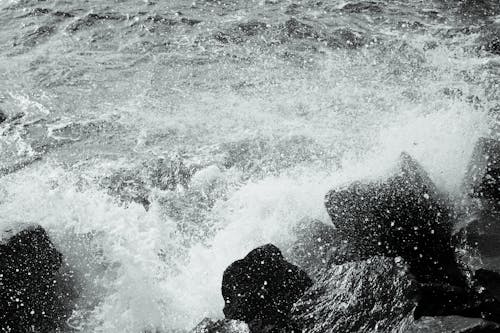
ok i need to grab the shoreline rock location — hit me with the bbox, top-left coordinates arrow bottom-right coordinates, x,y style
325,152 -> 462,286
221,244 -> 312,332
0,225 -> 75,332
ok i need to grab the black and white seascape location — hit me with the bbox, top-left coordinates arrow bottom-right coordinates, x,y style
0,0 -> 499,332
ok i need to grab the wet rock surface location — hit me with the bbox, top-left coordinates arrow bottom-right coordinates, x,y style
284,144 -> 500,332
463,137 -> 500,208
221,244 -> 312,332
292,256 -> 416,333
456,138 -> 500,272
325,152 -> 461,286
0,225 -> 74,332
191,318 -> 250,333
402,315 -> 500,332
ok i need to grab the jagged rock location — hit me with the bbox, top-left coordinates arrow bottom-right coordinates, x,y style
463,137 -> 500,209
325,152 -> 462,286
293,256 -> 500,332
454,213 -> 500,273
0,225 -> 73,332
402,315 -> 500,332
292,257 -> 417,333
191,318 -> 250,333
222,244 -> 313,332
456,138 -> 500,272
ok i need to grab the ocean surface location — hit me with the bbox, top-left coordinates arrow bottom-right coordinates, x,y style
0,0 -> 499,331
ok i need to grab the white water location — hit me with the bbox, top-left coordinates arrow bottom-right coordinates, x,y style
0,0 -> 499,331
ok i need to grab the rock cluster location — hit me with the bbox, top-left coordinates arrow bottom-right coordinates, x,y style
195,137 -> 500,333
2,137 -> 500,333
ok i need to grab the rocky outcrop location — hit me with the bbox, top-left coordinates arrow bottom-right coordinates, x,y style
291,254 -> 500,332
191,318 -> 250,333
325,152 -> 462,286
221,244 -> 313,332
292,256 -> 416,333
0,225 -> 74,332
205,145 -> 500,333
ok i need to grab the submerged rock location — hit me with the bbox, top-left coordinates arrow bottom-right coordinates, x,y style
325,152 -> 461,286
0,225 -> 73,332
292,256 -> 416,333
191,318 -> 250,333
222,244 -> 313,332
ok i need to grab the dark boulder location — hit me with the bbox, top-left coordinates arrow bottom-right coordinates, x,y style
191,318 -> 250,333
292,256 -> 417,332
222,244 -> 313,332
0,225 -> 73,332
474,269 -> 500,301
325,152 -> 462,286
414,281 -> 500,322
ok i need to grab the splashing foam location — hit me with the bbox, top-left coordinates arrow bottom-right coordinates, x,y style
0,105 -> 492,331
0,166 -> 177,332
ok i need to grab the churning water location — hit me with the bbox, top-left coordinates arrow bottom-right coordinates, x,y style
0,0 -> 499,331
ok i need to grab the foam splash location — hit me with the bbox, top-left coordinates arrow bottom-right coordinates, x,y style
0,98 -> 493,331
0,166 -> 177,332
